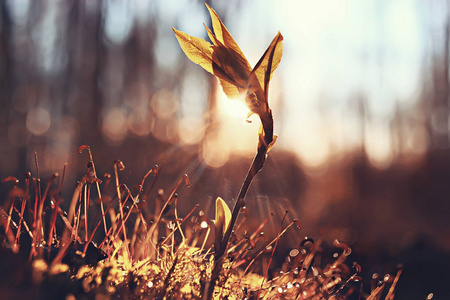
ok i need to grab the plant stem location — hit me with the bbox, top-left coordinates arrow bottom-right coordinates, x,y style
220,147 -> 266,256
206,145 -> 268,299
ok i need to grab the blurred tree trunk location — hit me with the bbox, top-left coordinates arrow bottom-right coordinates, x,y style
0,0 -> 13,129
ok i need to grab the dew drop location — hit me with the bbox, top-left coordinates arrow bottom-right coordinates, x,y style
152,165 -> 159,175
114,159 -> 125,171
1,176 -> 19,184
293,219 -> 302,230
182,174 -> 191,187
289,249 -> 299,257
300,237 -> 314,247
353,262 -> 362,273
200,221 -> 208,229
167,221 -> 174,230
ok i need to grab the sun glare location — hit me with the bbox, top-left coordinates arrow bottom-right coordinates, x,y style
217,89 -> 250,121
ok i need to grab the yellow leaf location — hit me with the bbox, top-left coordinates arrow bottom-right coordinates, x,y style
257,122 -> 276,151
215,197 -> 231,237
172,27 -> 214,74
173,3 -> 282,143
267,135 -> 278,153
218,79 -> 241,100
205,4 -> 251,72
212,45 -> 249,90
252,32 -> 283,96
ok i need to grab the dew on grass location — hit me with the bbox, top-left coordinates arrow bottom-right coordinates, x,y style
182,174 -> 191,187
2,176 -> 19,184
293,219 -> 302,230
114,159 -> 125,171
289,249 -> 299,257
353,262 -> 362,273
300,237 -> 314,247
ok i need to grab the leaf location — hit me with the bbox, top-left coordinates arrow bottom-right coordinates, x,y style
172,28 -> 215,74
173,4 -> 282,149
258,123 -> 276,150
214,197 -> 231,240
212,45 -> 249,90
173,26 -> 247,96
205,4 -> 251,72
252,32 -> 283,96
218,79 -> 242,100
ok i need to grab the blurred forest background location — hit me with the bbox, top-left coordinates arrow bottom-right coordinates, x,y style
1,0 -> 450,297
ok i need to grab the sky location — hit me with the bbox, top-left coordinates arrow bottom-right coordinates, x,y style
157,0 -> 445,168
5,0 -> 449,169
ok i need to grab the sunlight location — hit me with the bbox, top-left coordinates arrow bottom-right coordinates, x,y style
221,98 -> 250,121
217,89 -> 250,121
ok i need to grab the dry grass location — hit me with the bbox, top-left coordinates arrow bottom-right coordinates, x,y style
0,146 -> 402,299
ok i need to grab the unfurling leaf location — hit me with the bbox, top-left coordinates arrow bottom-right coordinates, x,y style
215,197 -> 231,236
214,197 -> 231,251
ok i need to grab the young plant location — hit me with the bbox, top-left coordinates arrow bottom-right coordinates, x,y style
173,4 -> 282,297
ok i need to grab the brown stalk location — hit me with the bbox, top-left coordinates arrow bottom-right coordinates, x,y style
47,163 -> 67,254
114,160 -> 128,244
136,174 -> 189,259
78,145 -> 108,236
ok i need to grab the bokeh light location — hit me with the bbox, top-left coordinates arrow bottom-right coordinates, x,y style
102,107 -> 128,144
26,107 -> 51,136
